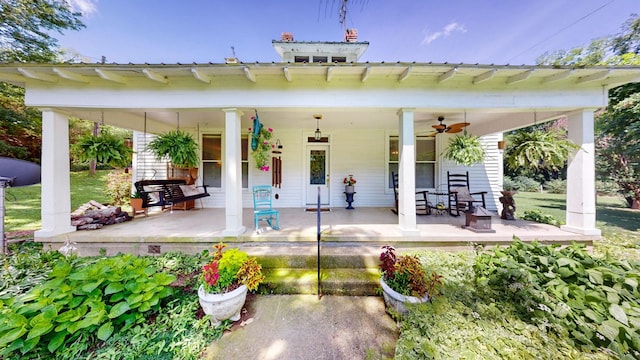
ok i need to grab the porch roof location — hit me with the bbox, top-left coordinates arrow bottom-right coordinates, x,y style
2,61 -> 639,135
1,61 -> 639,91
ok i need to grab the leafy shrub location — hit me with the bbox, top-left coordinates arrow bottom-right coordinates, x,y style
512,175 -> 541,192
503,176 -> 517,191
0,242 -> 66,298
0,255 -> 175,357
522,209 -> 563,226
396,251 -> 593,359
105,170 -> 132,206
596,180 -> 620,196
544,179 -> 567,194
474,240 -> 640,358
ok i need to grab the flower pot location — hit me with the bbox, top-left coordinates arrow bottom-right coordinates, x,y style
380,277 -> 428,316
345,185 -> 355,194
198,284 -> 248,327
130,198 -> 145,217
500,190 -> 517,197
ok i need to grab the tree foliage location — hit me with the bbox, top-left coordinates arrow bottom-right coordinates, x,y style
0,0 -> 86,162
0,82 -> 42,162
0,0 -> 85,63
535,14 -> 640,208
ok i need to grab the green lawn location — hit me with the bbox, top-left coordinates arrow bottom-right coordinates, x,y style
514,191 -> 640,260
4,170 -> 111,233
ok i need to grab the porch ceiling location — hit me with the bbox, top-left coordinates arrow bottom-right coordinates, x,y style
56,107 -> 569,136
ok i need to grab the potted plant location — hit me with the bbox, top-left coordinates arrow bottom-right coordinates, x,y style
343,174 -> 356,193
73,131 -> 133,172
379,245 -> 442,316
130,191 -> 145,217
147,129 -> 200,183
198,243 -> 265,327
442,133 -> 485,166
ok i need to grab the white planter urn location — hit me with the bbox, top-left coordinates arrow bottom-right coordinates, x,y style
345,185 -> 355,194
380,277 -> 428,316
198,284 -> 248,326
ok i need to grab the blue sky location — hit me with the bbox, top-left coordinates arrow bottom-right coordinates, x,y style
60,0 -> 639,65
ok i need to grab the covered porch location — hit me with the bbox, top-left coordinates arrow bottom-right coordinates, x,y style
41,207 -> 599,256
2,61 -> 639,244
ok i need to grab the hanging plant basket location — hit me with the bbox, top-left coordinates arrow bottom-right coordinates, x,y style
506,129 -> 579,171
74,131 -> 133,168
442,134 -> 485,166
147,130 -> 200,169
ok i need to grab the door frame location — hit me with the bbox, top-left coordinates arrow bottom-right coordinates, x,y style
304,142 -> 331,206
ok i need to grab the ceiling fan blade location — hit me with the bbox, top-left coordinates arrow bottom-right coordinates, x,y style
432,124 -> 446,130
447,128 -> 463,134
448,122 -> 470,129
426,132 -> 438,137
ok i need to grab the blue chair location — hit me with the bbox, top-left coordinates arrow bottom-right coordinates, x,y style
253,185 -> 280,231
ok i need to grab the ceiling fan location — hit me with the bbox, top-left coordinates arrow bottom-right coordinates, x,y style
426,116 -> 469,137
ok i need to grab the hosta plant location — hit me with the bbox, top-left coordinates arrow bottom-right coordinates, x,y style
200,243 -> 264,293
0,254 -> 175,357
474,239 -> 640,358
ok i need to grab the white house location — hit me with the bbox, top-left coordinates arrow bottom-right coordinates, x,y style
1,30 -> 639,240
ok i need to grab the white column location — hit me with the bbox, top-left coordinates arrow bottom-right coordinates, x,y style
34,110 -> 76,238
561,109 -> 601,236
222,108 -> 246,236
397,109 -> 419,236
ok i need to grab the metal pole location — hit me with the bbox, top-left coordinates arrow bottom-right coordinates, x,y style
317,186 -> 321,299
0,178 -> 11,255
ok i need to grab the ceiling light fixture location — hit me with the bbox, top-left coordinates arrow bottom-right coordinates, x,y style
314,114 -> 322,140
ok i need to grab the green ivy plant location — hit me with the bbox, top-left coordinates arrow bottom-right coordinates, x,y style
147,130 -> 200,169
0,255 -> 175,357
442,133 -> 485,166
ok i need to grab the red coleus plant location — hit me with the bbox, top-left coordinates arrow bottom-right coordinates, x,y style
379,245 -> 443,298
200,242 -> 265,294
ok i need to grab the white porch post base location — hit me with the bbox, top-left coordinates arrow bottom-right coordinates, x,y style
221,227 -> 247,237
222,108 -> 244,236
35,110 -> 75,239
400,228 -> 420,237
560,224 -> 601,236
564,109 -> 600,237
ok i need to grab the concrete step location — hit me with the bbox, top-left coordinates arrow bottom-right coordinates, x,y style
259,268 -> 381,296
248,242 -> 464,295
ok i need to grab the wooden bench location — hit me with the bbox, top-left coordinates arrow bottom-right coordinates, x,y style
134,179 -> 210,212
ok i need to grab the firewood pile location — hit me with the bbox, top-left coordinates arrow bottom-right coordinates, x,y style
71,200 -> 132,230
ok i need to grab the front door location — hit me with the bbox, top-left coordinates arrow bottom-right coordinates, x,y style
306,144 -> 330,205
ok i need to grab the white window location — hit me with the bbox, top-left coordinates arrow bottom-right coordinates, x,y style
388,135 -> 436,189
202,134 -> 249,189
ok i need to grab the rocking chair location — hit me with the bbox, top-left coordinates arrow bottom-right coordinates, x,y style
447,171 -> 487,216
391,172 -> 430,215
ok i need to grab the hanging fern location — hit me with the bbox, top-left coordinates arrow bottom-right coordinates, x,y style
442,134 -> 485,166
74,131 -> 132,168
147,130 -> 200,168
507,130 -> 579,171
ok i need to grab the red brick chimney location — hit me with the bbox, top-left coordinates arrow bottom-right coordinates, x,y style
344,28 -> 357,42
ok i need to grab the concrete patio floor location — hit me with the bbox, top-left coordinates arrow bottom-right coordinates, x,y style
40,207 -> 598,256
